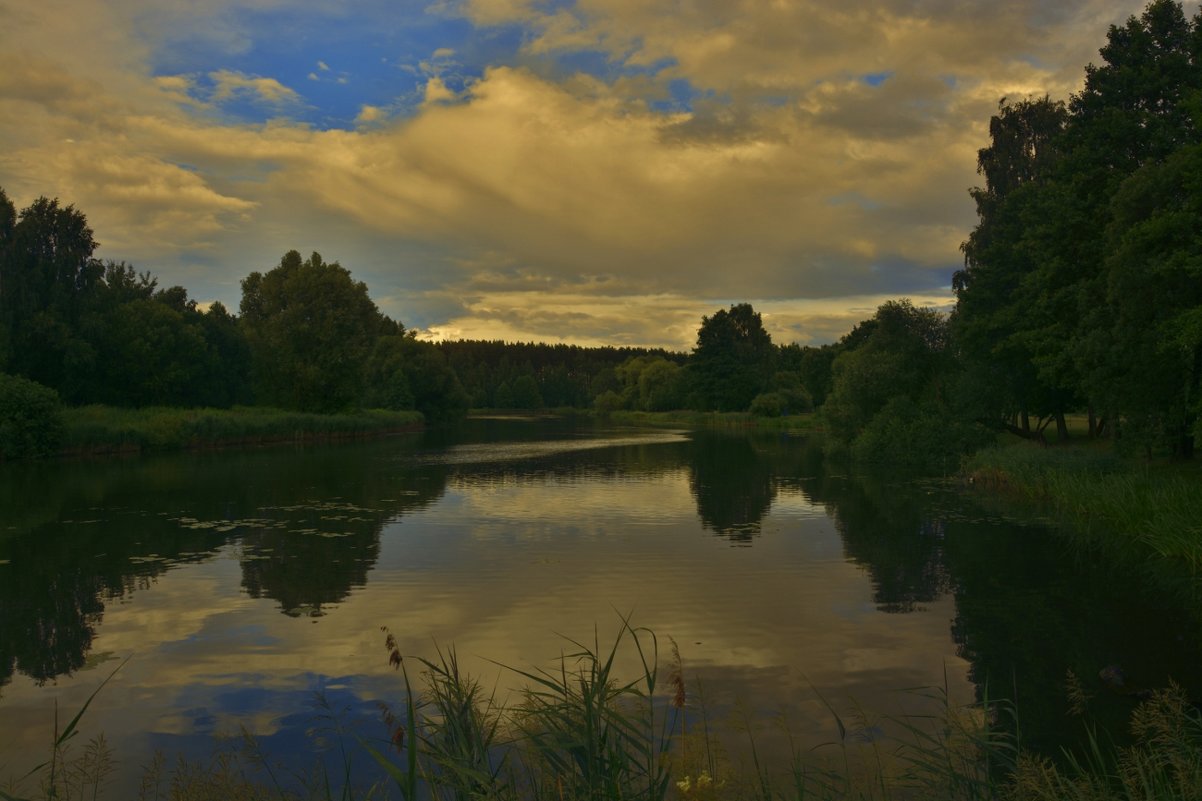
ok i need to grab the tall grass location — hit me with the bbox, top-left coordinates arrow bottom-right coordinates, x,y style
8,628 -> 1202,801
966,443 -> 1202,578
59,406 -> 423,455
604,410 -> 820,432
368,618 -> 675,801
1008,682 -> 1202,801
2,658 -> 126,801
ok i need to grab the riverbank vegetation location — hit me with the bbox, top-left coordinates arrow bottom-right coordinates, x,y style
60,405 -> 423,455
967,442 -> 1202,576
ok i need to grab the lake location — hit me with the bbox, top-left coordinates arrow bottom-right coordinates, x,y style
2,417 -> 1199,795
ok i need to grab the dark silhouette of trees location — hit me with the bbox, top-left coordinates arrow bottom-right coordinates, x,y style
949,0 -> 1202,458
689,303 -> 775,412
240,251 -> 382,413
3,3 -> 1198,457
0,195 -> 101,400
954,97 -> 1071,439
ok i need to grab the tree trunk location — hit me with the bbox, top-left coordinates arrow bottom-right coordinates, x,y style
1179,432 -> 1195,460
982,418 -> 1048,445
1055,412 -> 1068,442
1021,409 -> 1030,433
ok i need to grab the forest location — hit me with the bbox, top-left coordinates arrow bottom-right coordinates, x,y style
1,0 -> 1199,467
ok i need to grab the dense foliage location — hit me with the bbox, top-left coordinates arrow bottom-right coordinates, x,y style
821,0 -> 1202,464
0,0 -> 1197,465
953,0 -> 1202,457
0,371 -> 64,459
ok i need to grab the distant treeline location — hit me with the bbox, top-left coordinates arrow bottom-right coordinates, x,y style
0,184 -> 831,452
436,340 -> 686,410
1,0 -> 1199,467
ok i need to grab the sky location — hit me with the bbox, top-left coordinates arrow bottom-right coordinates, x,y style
0,0 -> 1154,349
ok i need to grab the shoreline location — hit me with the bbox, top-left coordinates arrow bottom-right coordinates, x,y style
964,439 -> 1202,588
54,405 -> 426,458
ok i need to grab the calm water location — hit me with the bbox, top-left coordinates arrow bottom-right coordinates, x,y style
2,418 -> 1199,792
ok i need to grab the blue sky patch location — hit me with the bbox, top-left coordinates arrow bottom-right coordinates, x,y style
151,5 -> 488,128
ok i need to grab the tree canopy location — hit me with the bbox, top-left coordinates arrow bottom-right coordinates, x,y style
690,303 -> 776,412
239,250 -> 384,413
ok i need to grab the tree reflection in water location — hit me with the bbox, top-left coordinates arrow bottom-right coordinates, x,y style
0,437 -> 447,688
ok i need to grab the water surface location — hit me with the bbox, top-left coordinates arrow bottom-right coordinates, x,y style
1,418 -> 1198,792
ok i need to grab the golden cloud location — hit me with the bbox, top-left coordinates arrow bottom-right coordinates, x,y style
208,69 -> 301,105
0,0 -> 1152,344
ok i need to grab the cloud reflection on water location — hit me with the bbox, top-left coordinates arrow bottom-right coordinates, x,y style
0,422 -> 974,794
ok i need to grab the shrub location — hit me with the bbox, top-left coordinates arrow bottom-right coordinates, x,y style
593,390 -> 624,415
770,371 -> 814,413
749,391 -> 784,417
0,373 -> 65,459
850,396 -> 991,472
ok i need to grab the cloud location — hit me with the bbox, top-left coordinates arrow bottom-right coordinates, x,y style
0,0 -> 1153,345
355,104 -> 385,125
419,284 -> 954,349
208,69 -> 301,106
421,76 -> 458,105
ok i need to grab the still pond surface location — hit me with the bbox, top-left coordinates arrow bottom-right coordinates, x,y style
1,417 -> 1199,792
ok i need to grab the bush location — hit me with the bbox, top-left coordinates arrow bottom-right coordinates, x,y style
770,371 -> 813,413
0,373 -> 65,459
850,396 -> 991,472
593,390 -> 624,415
749,391 -> 784,417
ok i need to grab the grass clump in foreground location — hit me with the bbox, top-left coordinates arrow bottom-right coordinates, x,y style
965,442 -> 1202,576
7,622 -> 1202,801
367,619 -> 674,801
58,405 -> 424,455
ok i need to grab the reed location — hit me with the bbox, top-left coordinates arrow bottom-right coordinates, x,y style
604,410 -> 820,432
367,617 -> 675,801
966,443 -> 1202,578
8,627 -> 1202,801
2,658 -> 126,801
59,406 -> 423,455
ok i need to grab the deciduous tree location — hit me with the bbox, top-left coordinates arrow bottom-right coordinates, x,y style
689,303 -> 775,412
240,250 -> 382,412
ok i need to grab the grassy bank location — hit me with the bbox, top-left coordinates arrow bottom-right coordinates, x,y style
465,408 -> 822,432
59,405 -> 424,455
966,440 -> 1202,576
604,409 -> 822,432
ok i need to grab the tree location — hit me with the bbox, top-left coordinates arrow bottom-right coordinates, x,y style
689,303 -> 775,411
0,194 -> 102,397
637,358 -> 685,411
1101,143 -> 1202,456
0,372 -> 64,459
1023,0 -> 1201,440
0,189 -> 15,367
953,98 -> 1070,437
510,374 -> 544,409
196,301 -> 252,408
240,251 -> 382,412
822,300 -> 952,447
363,335 -> 416,411
392,336 -> 469,421
95,298 -> 211,407
780,343 -> 838,408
